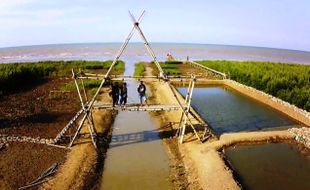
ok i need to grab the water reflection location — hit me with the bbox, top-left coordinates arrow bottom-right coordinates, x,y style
178,86 -> 297,134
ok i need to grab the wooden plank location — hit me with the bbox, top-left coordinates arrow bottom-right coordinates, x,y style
93,103 -> 181,111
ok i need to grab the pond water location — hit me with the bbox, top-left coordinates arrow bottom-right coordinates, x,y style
178,86 -> 297,134
225,143 -> 310,190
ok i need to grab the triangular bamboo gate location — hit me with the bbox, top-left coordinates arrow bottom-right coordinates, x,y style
54,11 -> 210,148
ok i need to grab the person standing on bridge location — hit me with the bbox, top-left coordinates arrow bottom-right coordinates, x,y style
120,82 -> 128,108
137,81 -> 147,106
109,82 -> 120,107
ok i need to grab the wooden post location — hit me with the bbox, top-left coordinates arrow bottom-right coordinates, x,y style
69,113 -> 88,147
176,78 -> 192,136
72,69 -> 97,148
179,75 -> 195,144
79,68 -> 88,102
166,79 -> 201,144
129,11 -> 166,79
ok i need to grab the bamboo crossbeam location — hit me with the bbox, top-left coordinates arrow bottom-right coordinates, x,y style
92,103 -> 181,111
77,75 -> 216,82
77,75 -> 161,81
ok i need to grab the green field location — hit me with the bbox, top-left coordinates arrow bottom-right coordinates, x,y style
0,60 -> 124,94
134,61 -> 182,76
198,60 -> 310,111
160,61 -> 182,75
134,62 -> 146,76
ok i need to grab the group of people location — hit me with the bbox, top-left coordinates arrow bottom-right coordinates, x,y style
109,81 -> 147,107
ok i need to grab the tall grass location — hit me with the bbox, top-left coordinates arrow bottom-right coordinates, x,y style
0,60 -> 124,94
134,62 -> 146,76
160,61 -> 181,75
198,60 -> 310,111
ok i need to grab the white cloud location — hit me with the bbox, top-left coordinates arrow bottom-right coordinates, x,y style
0,0 -> 37,10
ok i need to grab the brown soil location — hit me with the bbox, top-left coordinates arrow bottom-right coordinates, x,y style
0,78 -> 80,190
0,77 -> 80,138
0,77 -> 115,190
41,87 -> 115,190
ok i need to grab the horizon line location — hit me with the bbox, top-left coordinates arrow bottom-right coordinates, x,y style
1,42 -> 310,54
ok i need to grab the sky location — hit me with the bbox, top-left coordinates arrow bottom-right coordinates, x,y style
0,0 -> 310,51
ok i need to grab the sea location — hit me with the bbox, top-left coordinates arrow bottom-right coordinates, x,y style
0,43 -> 310,65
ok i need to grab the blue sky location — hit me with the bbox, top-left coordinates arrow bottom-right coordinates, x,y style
1,0 -> 310,51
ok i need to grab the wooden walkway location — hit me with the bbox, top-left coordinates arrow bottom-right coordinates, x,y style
77,74 -> 215,82
92,103 -> 181,111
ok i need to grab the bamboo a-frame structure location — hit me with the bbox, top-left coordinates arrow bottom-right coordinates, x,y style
54,11 -> 209,148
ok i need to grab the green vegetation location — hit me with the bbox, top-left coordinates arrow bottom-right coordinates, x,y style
134,62 -> 146,76
159,61 -> 181,75
62,80 -> 102,96
0,60 -> 124,94
198,60 -> 310,111
134,61 -> 182,76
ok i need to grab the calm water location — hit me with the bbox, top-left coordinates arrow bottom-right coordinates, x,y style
1,43 -> 310,64
225,143 -> 310,190
100,61 -> 172,189
178,86 -> 296,134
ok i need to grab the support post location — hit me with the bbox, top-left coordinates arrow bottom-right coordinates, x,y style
129,11 -> 166,78
179,75 -> 195,144
166,78 -> 201,144
72,69 -> 97,148
176,78 -> 192,136
79,68 -> 88,103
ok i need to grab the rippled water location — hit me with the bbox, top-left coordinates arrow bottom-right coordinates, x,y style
178,86 -> 296,134
1,43 -> 310,64
225,143 -> 310,190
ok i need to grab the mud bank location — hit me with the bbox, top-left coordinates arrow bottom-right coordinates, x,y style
147,80 -> 239,189
41,87 -> 115,190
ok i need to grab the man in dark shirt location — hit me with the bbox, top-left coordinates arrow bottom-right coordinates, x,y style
120,82 -> 128,107
137,81 -> 147,106
110,82 -> 120,107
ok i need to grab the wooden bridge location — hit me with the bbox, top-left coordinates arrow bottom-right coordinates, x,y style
53,11 -> 217,149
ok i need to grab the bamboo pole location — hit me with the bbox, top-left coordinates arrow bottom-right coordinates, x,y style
79,68 -> 88,102
69,113 -> 88,147
66,12 -> 146,148
129,11 -> 165,78
72,69 -> 97,148
179,75 -> 195,143
167,79 -> 201,143
176,78 -> 192,137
